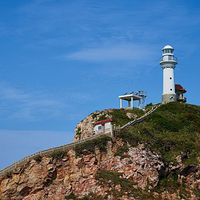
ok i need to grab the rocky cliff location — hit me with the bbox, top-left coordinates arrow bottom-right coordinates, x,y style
1,102 -> 200,200
73,108 -> 141,142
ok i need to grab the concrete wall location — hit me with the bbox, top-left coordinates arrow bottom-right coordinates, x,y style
163,67 -> 175,95
94,122 -> 112,134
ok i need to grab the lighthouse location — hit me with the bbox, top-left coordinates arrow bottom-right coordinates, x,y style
159,45 -> 178,103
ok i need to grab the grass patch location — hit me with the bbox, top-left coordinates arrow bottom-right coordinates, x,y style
114,146 -> 129,157
51,151 -> 66,159
64,192 -> 77,199
154,173 -> 190,198
95,170 -> 154,199
97,114 -> 107,121
6,172 -> 12,179
117,102 -> 200,164
34,155 -> 42,163
76,127 -> 82,139
111,108 -> 144,126
75,135 -> 112,156
95,170 -> 134,192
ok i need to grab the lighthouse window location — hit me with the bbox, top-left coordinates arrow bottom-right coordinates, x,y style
170,89 -> 172,91
163,49 -> 173,53
98,126 -> 101,130
170,77 -> 172,80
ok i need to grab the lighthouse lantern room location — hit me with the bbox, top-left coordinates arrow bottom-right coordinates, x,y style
159,45 -> 178,103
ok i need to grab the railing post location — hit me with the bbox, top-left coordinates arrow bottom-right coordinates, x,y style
110,124 -> 113,137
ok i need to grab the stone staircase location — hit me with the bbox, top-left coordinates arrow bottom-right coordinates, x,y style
121,104 -> 161,130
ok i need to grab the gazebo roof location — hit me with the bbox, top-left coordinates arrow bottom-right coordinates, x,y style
119,93 -> 141,101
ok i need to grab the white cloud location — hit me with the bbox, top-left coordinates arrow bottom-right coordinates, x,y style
0,83 -> 66,121
64,43 -> 157,62
0,82 -> 96,121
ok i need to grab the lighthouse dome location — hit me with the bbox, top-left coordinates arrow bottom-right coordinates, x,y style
162,45 -> 174,50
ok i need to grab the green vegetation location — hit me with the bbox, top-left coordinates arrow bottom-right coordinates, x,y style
95,170 -> 153,199
154,173 -> 189,199
75,135 -> 112,156
51,151 -> 66,159
111,108 -> 144,126
64,192 -> 77,199
114,146 -> 129,158
34,155 -> 42,163
117,102 -> 200,164
80,193 -> 104,200
76,127 -> 82,139
6,172 -> 12,179
145,102 -> 153,112
97,114 -> 107,121
95,170 -> 133,192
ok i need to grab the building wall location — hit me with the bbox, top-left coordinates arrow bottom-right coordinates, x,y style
163,67 -> 175,95
94,122 -> 112,134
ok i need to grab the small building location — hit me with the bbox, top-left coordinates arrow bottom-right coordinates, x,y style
94,119 -> 112,134
175,84 -> 187,103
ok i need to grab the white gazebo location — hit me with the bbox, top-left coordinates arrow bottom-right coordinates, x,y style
119,93 -> 142,109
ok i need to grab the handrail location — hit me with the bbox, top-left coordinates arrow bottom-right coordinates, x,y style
121,104 -> 161,130
0,104 -> 161,178
159,56 -> 177,62
0,131 -> 111,178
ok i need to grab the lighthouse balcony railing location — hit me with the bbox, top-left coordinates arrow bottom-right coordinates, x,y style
159,56 -> 177,62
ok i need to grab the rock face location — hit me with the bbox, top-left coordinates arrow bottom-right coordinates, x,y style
73,109 -> 138,142
1,103 -> 200,199
0,139 -> 162,200
73,109 -> 113,142
1,138 -> 200,200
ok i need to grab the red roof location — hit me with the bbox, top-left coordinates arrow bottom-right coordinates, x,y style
95,119 -> 112,125
175,84 -> 187,93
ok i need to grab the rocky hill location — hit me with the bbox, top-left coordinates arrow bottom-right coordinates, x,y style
1,102 -> 200,199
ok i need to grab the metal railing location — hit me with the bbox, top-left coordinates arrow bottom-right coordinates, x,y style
159,56 -> 177,62
121,104 -> 161,130
0,105 -> 161,178
0,131 -> 112,178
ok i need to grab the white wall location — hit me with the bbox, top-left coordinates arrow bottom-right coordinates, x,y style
94,122 -> 112,134
163,67 -> 175,95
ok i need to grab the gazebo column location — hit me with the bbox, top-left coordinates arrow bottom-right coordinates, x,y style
120,98 -> 123,108
128,101 -> 130,107
131,97 -> 133,108
139,99 -> 141,109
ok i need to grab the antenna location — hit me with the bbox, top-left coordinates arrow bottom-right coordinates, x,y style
136,90 -> 147,109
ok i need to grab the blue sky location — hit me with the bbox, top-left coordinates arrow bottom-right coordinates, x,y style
0,0 -> 200,170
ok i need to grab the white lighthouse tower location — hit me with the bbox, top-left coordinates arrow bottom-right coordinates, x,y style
159,45 -> 178,103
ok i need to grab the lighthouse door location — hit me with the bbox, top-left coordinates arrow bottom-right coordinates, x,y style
170,96 -> 174,101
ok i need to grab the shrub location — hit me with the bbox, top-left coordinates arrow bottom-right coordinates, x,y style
153,173 -> 190,198
75,135 -> 112,156
95,170 -> 133,192
51,151 -> 66,159
115,146 -> 129,157
97,114 -> 107,121
111,108 -> 144,126
34,155 -> 42,163
80,193 -> 103,200
6,172 -> 12,179
76,127 -> 81,139
95,170 -> 153,198
65,192 -> 77,199
117,102 -> 200,164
